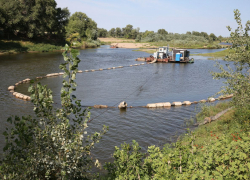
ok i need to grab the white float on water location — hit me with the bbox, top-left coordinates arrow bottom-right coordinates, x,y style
8,86 -> 15,91
171,102 -> 182,106
182,101 -> 192,105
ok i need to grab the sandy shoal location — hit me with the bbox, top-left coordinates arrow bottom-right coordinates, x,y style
110,43 -> 158,49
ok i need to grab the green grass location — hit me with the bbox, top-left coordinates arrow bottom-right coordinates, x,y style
195,101 -> 232,122
149,41 -> 222,49
0,40 -> 63,54
0,38 -> 102,54
195,48 -> 230,58
181,108 -> 241,146
133,48 -> 156,54
102,100 -> 250,179
181,101 -> 241,147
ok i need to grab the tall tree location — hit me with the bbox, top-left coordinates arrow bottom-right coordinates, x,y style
200,32 -> 209,40
192,31 -> 201,36
97,28 -> 108,37
123,24 -> 133,39
66,12 -> 97,40
109,28 -> 115,37
209,33 -> 217,41
212,9 -> 250,108
130,28 -> 140,39
0,0 -> 23,38
157,29 -> 168,35
0,0 -> 67,39
115,27 -> 122,37
142,30 -> 154,38
52,7 -> 70,38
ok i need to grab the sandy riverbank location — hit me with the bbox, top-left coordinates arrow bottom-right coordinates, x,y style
99,37 -> 158,49
110,43 -> 158,49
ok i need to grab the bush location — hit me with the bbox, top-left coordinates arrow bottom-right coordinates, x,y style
0,45 -> 108,179
104,131 -> 250,179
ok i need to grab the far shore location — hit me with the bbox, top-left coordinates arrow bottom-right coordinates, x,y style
0,49 -> 64,56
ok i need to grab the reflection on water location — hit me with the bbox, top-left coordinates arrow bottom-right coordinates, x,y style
0,46 -> 228,163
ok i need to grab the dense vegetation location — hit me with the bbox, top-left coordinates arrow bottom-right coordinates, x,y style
0,0 -> 226,52
0,45 -> 108,179
102,24 -> 226,48
0,0 -> 69,39
0,0 -> 101,53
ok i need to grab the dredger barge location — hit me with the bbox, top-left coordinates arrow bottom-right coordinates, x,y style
136,46 -> 194,63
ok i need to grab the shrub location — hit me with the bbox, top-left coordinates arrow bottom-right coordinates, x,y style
0,45 -> 108,179
104,131 -> 250,179
212,9 -> 250,109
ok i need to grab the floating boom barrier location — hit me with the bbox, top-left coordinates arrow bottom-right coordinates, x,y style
7,62 -> 233,107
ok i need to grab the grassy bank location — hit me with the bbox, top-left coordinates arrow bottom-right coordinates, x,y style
104,101 -> 250,179
181,101 -> 235,144
99,38 -> 224,50
0,39 -> 102,55
0,40 -> 63,54
134,46 -> 228,55
195,48 -> 230,58
149,41 -> 222,49
133,48 -> 156,54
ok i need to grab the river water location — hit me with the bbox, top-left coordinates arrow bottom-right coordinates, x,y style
0,46 -> 227,164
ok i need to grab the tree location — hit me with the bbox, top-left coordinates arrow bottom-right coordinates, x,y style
115,27 -> 122,37
142,30 -> 154,38
217,35 -> 223,42
0,45 -> 108,179
109,28 -> 115,37
52,7 -> 70,38
209,33 -> 217,41
123,24 -> 133,39
0,0 -> 22,38
0,0 -> 69,39
192,31 -> 201,36
66,12 -> 97,40
157,29 -> 168,35
85,28 -> 97,40
135,33 -> 142,42
200,32 -> 209,40
212,9 -> 250,109
19,0 -> 58,38
97,28 -> 108,37
131,28 -> 139,39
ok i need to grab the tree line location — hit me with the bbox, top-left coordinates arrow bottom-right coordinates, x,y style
99,25 -> 223,45
0,0 -> 222,46
0,0 -> 99,47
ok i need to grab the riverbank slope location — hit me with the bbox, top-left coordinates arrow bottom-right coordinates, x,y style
104,101 -> 250,179
0,39 -> 101,55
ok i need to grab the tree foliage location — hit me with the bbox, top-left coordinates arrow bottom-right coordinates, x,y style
158,28 -> 168,35
109,28 -> 116,37
53,7 -> 70,37
123,24 -> 133,39
66,12 -> 97,40
0,45 -> 108,179
0,0 -> 69,39
212,9 -> 250,108
97,28 -> 108,38
115,27 -> 122,38
105,131 -> 250,179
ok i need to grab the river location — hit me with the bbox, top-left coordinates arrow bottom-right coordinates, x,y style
0,45 -> 227,164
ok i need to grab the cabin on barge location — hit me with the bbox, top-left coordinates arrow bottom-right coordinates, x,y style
136,46 -> 194,63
